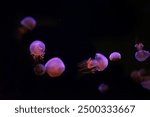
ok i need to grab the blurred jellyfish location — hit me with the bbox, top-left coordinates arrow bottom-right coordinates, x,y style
98,83 -> 109,93
135,50 -> 150,62
141,80 -> 150,90
33,64 -> 46,76
109,52 -> 121,61
29,40 -> 45,61
134,42 -> 150,62
16,16 -> 37,39
45,57 -> 65,78
78,53 -> 108,74
20,16 -> 37,30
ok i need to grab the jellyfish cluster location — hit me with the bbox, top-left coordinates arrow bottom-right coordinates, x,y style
134,42 -> 150,62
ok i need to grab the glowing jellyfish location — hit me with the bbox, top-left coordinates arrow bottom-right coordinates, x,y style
16,16 -> 37,39
135,50 -> 150,62
109,52 -> 121,61
29,40 -> 45,61
33,64 -> 46,76
78,53 -> 108,74
20,16 -> 37,30
141,80 -> 150,90
45,57 -> 65,78
98,83 -> 109,93
134,43 -> 144,51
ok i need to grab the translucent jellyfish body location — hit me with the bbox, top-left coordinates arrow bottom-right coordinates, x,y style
45,57 -> 65,78
33,64 -> 46,76
29,40 -> 45,61
141,80 -> 150,90
20,16 -> 37,30
98,83 -> 109,93
135,50 -> 150,62
109,52 -> 121,61
134,43 -> 144,51
78,53 -> 108,74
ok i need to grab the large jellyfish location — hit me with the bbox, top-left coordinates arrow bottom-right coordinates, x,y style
45,57 -> 65,78
131,69 -> 150,90
109,52 -> 121,61
16,16 -> 37,39
134,42 -> 150,62
29,40 -> 45,61
78,53 -> 108,74
98,83 -> 109,93
33,64 -> 46,76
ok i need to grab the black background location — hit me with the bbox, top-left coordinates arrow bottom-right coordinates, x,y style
1,0 -> 150,99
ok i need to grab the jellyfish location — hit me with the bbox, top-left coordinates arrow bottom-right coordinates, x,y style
45,57 -> 65,78
78,53 -> 108,74
98,83 -> 109,93
141,80 -> 150,90
29,40 -> 45,61
135,50 -> 150,62
33,64 -> 46,76
134,42 -> 150,62
16,16 -> 37,39
109,52 -> 121,61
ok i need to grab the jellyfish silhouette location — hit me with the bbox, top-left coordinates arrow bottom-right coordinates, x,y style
29,40 -> 45,61
16,16 -> 37,39
141,80 -> 150,90
109,52 -> 121,61
45,57 -> 65,78
98,83 -> 109,93
33,64 -> 46,76
78,53 -> 108,74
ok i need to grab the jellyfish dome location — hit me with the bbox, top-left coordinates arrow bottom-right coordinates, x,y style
29,40 -> 45,60
98,83 -> 109,93
141,80 -> 150,90
135,50 -> 150,62
45,57 -> 65,78
94,53 -> 108,71
109,52 -> 121,61
20,16 -> 37,30
33,64 -> 46,76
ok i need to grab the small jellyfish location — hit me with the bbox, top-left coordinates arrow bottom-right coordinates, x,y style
45,57 -> 65,78
33,64 -> 46,76
20,16 -> 37,30
98,83 -> 109,93
16,16 -> 37,39
134,43 -> 144,51
29,40 -> 45,61
109,52 -> 121,61
141,80 -> 150,90
135,50 -> 150,62
78,53 -> 108,74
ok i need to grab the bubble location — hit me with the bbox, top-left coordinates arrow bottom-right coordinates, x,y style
45,57 -> 65,78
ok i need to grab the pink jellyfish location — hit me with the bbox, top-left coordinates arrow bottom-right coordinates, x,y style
78,53 -> 108,74
134,42 -> 150,62
98,83 -> 109,93
109,52 -> 121,61
29,40 -> 45,61
33,64 -> 46,76
45,57 -> 65,78
16,16 -> 37,39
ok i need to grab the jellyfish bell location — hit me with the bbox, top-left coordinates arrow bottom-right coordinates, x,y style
135,50 -> 150,62
20,16 -> 37,30
33,64 -> 46,76
140,80 -> 150,90
29,40 -> 45,61
94,53 -> 108,71
45,57 -> 65,78
109,52 -> 121,61
98,83 -> 109,93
